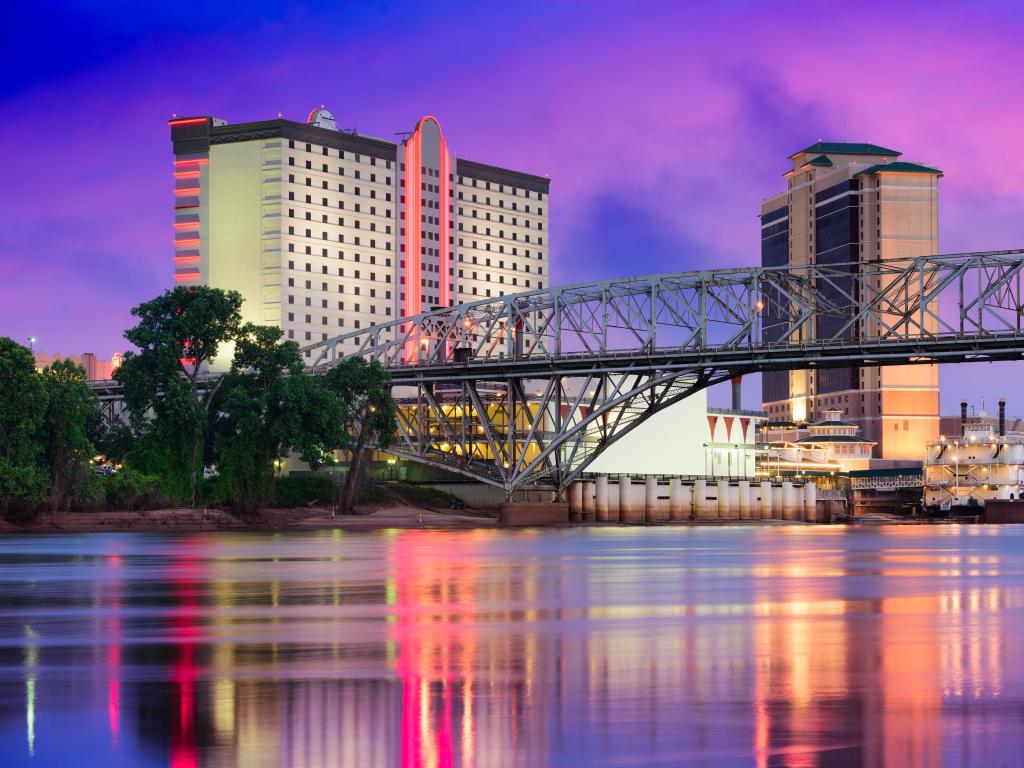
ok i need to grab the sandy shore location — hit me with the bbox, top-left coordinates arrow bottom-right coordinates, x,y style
0,504 -> 501,534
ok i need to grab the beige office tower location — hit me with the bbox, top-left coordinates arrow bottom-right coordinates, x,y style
760,142 -> 941,461
169,109 -> 549,365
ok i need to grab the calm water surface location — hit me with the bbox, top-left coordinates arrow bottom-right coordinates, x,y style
1,525 -> 1023,767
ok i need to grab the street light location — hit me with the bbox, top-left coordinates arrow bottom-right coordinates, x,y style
27,336 -> 36,352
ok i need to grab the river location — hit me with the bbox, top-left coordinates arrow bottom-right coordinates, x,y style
0,525 -> 1022,766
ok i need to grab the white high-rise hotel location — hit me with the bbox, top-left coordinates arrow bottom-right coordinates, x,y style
170,109 -> 549,359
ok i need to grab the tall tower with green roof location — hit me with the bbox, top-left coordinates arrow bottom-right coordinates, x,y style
760,142 -> 942,462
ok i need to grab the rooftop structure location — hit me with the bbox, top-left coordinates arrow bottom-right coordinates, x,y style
761,141 -> 942,460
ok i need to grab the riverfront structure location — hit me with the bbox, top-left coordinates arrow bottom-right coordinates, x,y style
760,142 -> 942,460
169,109 -> 549,363
924,399 -> 1024,508
759,408 -> 876,474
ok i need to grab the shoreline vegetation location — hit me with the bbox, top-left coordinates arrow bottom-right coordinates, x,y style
1,286 -> 403,526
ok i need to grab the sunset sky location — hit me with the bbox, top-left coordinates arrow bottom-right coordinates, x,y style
3,0 -> 1023,411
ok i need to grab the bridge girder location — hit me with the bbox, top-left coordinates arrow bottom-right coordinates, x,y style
91,251 -> 1024,492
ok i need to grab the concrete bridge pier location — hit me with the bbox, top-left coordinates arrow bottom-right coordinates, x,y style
718,480 -> 735,520
760,481 -> 773,519
595,476 -> 610,522
781,481 -> 797,520
738,480 -> 751,519
583,480 -> 596,522
646,477 -> 665,522
669,478 -> 684,520
569,481 -> 583,521
619,477 -> 639,523
695,479 -> 714,520
803,482 -> 817,522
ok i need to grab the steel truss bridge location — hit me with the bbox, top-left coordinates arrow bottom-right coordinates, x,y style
91,250 -> 1024,494
293,249 -> 1024,495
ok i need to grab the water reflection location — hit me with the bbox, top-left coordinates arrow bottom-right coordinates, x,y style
1,526 -> 1024,765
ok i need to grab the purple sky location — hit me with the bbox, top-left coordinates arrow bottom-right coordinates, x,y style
2,1 -> 1023,413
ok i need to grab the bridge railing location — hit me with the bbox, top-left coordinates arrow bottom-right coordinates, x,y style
303,250 -> 1024,372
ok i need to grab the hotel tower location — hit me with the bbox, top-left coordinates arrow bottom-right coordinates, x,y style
169,108 -> 549,362
760,142 -> 941,460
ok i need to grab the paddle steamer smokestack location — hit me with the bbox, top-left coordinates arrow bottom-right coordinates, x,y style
999,398 -> 1006,437
731,376 -> 742,411
961,400 -> 968,436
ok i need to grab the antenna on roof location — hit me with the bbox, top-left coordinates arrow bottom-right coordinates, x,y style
395,131 -> 413,140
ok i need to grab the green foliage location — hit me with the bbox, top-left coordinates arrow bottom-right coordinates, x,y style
272,475 -> 338,507
103,468 -> 163,511
88,421 -> 136,465
117,286 -> 243,505
323,358 -> 398,513
211,324 -> 347,514
0,338 -> 48,517
0,458 -> 48,520
40,360 -> 98,512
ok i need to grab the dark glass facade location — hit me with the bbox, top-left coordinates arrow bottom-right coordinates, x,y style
814,180 -> 859,394
760,206 -> 789,405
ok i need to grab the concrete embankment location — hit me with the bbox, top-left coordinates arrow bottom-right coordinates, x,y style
569,476 -> 822,523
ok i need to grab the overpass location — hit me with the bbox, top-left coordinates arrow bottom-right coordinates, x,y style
301,250 -> 1024,493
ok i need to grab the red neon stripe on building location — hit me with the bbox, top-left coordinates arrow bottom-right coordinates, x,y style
402,129 -> 420,362
174,272 -> 201,281
169,117 -> 207,126
438,128 -> 451,309
174,255 -> 200,263
174,170 -> 201,179
176,238 -> 201,246
174,221 -> 200,230
174,158 -> 209,166
174,187 -> 201,195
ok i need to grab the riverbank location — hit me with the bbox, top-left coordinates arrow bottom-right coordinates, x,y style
0,503 -> 501,533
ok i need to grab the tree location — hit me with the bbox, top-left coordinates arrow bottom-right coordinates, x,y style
117,286 -> 243,505
323,358 -> 397,514
0,338 -> 48,516
40,360 -> 98,513
211,324 -> 347,514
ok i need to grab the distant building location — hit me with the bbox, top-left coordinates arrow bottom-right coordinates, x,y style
760,141 -> 941,460
586,387 -> 763,478
169,109 -> 549,367
924,399 -> 1024,508
759,408 -> 875,475
34,351 -> 121,381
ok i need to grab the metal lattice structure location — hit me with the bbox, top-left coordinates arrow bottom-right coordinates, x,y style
298,249 -> 1024,493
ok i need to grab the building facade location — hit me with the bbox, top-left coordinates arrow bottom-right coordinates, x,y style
586,388 -> 763,478
760,142 -> 941,460
34,351 -> 122,381
169,109 -> 549,364
759,408 -> 875,475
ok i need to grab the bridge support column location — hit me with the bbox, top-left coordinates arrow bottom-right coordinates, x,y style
738,480 -> 751,519
645,477 -> 663,522
718,480 -> 735,519
695,479 -> 713,520
781,481 -> 797,521
681,483 -> 694,519
619,477 -> 638,523
803,482 -> 817,523
760,481 -> 773,519
583,481 -> 596,522
669,478 -> 684,520
595,476 -> 610,522
569,481 -> 583,522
